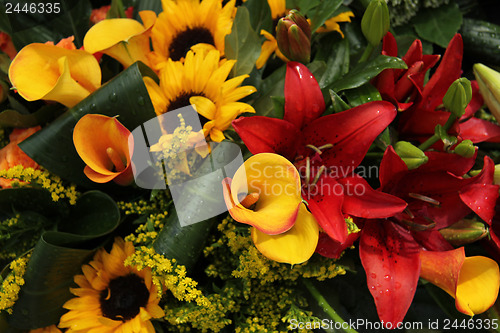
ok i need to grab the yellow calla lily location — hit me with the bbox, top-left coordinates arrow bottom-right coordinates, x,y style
420,248 -> 500,316
84,10 -> 156,68
73,114 -> 134,185
8,44 -> 101,108
222,153 -> 301,235
251,203 -> 319,264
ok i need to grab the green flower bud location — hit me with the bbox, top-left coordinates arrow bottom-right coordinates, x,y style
276,10 -> 311,64
439,219 -> 488,247
361,0 -> 390,47
394,141 -> 428,170
473,63 -> 500,124
453,140 -> 476,158
442,78 -> 472,118
495,164 -> 500,185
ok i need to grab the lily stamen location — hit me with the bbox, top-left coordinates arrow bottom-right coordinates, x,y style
404,208 -> 415,219
305,144 -> 322,154
317,143 -> 334,150
408,192 -> 441,206
305,157 -> 310,186
239,192 -> 260,209
311,165 -> 326,186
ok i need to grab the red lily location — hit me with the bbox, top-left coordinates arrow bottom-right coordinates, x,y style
398,34 -> 500,144
359,146 -> 499,326
372,32 -> 440,112
232,62 -> 407,245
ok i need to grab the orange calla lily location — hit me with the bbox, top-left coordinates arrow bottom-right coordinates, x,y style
251,203 -> 319,264
420,248 -> 500,316
73,114 -> 133,185
8,44 -> 101,108
83,11 -> 156,68
222,153 -> 302,235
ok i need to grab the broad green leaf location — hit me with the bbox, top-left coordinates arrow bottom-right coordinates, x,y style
342,83 -> 382,107
8,191 -> 120,329
286,0 -> 321,17
252,66 -> 286,118
316,36 -> 349,89
0,188 -> 63,216
225,7 -> 261,77
1,0 -> 92,50
133,0 -> 163,15
153,142 -> 241,270
244,0 -> 272,34
329,89 -> 350,113
270,96 -> 285,119
309,0 -> 343,33
413,2 -> 462,48
0,104 -> 65,128
19,62 -> 158,187
329,55 -> 407,93
394,34 -> 433,57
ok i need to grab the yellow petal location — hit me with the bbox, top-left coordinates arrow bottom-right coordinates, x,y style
9,44 -> 101,107
222,153 -> 301,234
190,96 -> 216,120
144,77 -> 167,116
455,256 -> 500,316
252,203 -> 319,264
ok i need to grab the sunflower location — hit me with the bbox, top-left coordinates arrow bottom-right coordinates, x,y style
144,49 -> 256,142
256,0 -> 354,69
148,0 -> 235,69
30,325 -> 62,333
58,238 -> 164,333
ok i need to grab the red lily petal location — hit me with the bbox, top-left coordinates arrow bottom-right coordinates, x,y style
315,231 -> 360,259
338,175 -> 407,218
360,220 -> 421,326
460,184 -> 499,224
304,176 -> 347,244
284,62 -> 325,129
303,101 -> 397,170
421,150 -> 477,176
232,116 -> 301,160
459,118 -> 500,143
411,230 -> 454,252
418,34 -> 463,113
399,109 -> 459,141
402,39 -> 423,69
379,146 -> 408,192
462,81 -> 483,119
394,61 -> 424,102
382,32 -> 397,57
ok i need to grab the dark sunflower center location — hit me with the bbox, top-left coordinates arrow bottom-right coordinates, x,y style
163,92 -> 210,129
99,274 -> 150,322
168,27 -> 215,61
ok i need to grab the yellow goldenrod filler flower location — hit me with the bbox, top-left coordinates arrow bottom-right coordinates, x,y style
148,0 -> 235,68
58,238 -> 165,333
0,255 -> 29,314
144,49 -> 256,142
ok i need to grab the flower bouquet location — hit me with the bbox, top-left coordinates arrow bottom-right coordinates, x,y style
1,0 -> 500,332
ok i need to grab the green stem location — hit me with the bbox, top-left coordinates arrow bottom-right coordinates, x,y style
359,43 -> 375,63
418,113 -> 457,151
302,279 -> 359,333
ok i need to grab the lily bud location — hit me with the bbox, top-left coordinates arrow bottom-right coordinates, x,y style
473,63 -> 500,124
276,10 -> 311,64
443,78 -> 472,118
494,165 -> 500,185
361,0 -> 390,47
439,219 -> 488,247
453,140 -> 475,158
394,141 -> 428,170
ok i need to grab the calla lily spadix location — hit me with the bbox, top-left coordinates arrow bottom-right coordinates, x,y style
84,10 -> 156,68
222,153 -> 320,264
73,114 -> 134,186
8,43 -> 101,108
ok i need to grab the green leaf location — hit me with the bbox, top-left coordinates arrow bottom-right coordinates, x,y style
329,55 -> 407,93
316,36 -> 349,89
0,104 -> 65,128
342,83 -> 382,107
413,2 -> 462,48
329,89 -> 350,113
8,191 -> 120,329
308,0 -> 343,33
286,0 -> 321,17
244,0 -> 272,34
0,0 -> 92,49
133,0 -> 163,15
252,66 -> 286,118
19,62 -> 158,187
0,188 -> 63,216
153,142 -> 240,270
270,96 -> 285,119
225,7 -> 262,77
